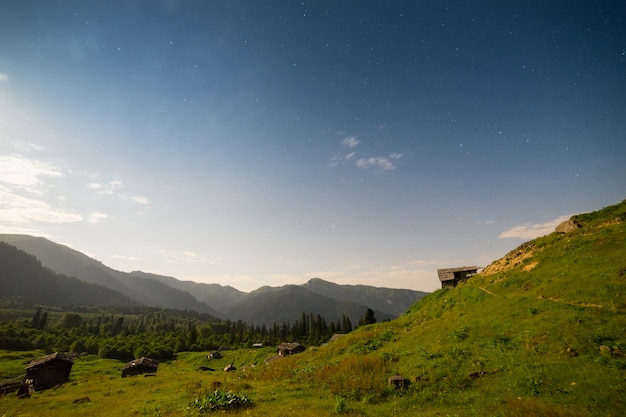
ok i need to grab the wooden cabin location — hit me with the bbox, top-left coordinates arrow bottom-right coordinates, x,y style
437,266 -> 479,288
22,352 -> 75,392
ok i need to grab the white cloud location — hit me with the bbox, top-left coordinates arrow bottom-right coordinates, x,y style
0,154 -> 83,230
129,195 -> 150,205
0,185 -> 82,225
87,180 -> 149,206
342,136 -> 360,148
498,215 -> 571,239
0,154 -> 64,194
88,211 -> 108,224
88,180 -> 124,195
475,219 -> 495,225
355,154 -> 401,171
330,136 -> 402,172
0,73 -> 7,81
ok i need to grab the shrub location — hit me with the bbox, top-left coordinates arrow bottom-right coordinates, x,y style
188,389 -> 253,413
334,395 -> 347,413
452,326 -> 470,341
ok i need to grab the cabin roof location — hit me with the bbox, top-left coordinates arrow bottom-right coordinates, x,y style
25,352 -> 74,370
437,266 -> 479,281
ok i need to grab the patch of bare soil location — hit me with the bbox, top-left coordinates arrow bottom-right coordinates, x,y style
482,241 -> 537,275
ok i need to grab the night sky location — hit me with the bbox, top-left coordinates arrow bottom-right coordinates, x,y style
1,1 -> 625,292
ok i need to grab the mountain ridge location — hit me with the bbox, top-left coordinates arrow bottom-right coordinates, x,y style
0,234 -> 427,326
0,242 -> 138,309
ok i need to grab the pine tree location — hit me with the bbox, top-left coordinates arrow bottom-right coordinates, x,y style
361,308 -> 376,325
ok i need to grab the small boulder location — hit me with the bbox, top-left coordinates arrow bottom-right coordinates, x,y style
555,219 -> 580,234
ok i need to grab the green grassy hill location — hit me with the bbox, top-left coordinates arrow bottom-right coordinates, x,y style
1,200 -> 624,416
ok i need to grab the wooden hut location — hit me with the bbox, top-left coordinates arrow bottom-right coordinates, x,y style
22,352 -> 75,392
437,266 -> 479,288
121,357 -> 159,378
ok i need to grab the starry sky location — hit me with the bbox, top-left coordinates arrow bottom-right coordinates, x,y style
1,1 -> 625,292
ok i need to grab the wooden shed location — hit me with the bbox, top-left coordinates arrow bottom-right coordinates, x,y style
437,266 -> 479,288
22,352 -> 75,392
121,357 -> 159,378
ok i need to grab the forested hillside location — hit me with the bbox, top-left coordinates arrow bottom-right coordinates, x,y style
0,243 -> 136,309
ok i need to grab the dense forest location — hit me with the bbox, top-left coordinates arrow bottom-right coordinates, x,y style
0,299 -> 373,361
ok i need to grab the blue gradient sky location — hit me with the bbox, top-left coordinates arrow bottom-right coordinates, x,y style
1,1 -> 624,292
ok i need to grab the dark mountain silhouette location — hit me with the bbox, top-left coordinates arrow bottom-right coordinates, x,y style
0,235 -> 221,316
303,277 -> 428,317
0,242 -> 136,308
0,234 -> 428,326
129,270 -> 246,313
220,284 -> 393,327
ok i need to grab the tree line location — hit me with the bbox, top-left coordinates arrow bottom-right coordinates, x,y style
0,303 -> 375,361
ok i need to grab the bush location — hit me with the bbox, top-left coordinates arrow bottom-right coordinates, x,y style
334,395 -> 347,413
188,389 -> 254,413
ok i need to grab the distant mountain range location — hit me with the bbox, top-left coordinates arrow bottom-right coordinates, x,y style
0,234 -> 428,326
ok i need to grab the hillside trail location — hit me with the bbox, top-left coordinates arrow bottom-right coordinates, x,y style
479,287 -> 502,297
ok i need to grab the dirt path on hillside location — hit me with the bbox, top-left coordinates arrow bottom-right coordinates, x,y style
479,287 -> 502,297
538,295 -> 603,309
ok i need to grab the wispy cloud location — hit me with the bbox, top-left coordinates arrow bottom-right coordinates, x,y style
112,254 -> 141,261
0,155 -> 64,195
12,141 -> 44,153
88,211 -> 108,224
498,215 -> 571,239
87,180 -> 124,195
0,73 -> 8,81
342,136 -> 360,148
87,179 -> 150,206
129,195 -> 150,205
155,249 -> 216,265
0,153 -> 82,230
0,185 -> 83,225
330,136 -> 403,171
356,153 -> 403,171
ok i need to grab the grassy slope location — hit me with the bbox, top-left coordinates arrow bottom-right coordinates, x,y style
1,200 -> 625,416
